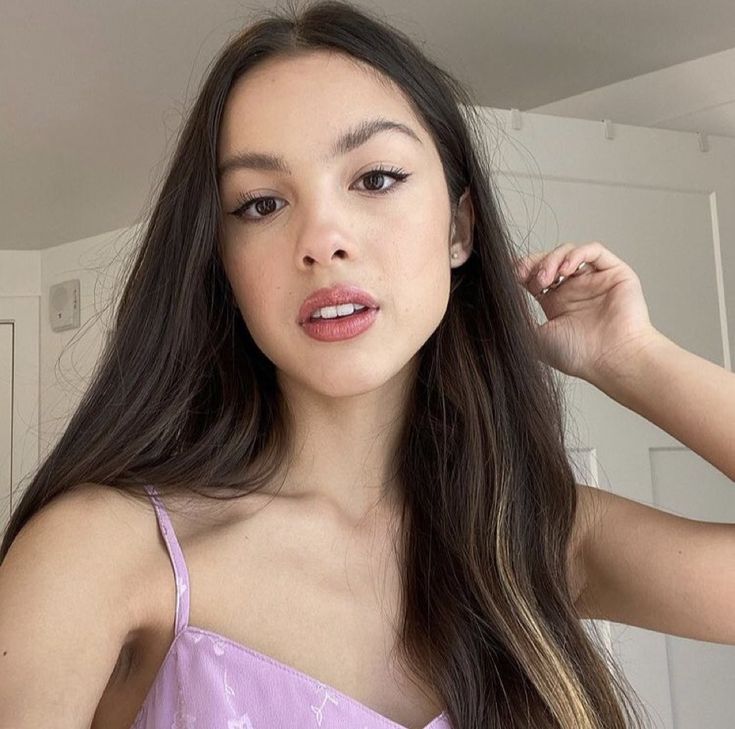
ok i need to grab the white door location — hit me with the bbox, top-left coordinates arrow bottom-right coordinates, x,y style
0,323 -> 12,534
486,107 -> 735,728
0,297 -> 40,539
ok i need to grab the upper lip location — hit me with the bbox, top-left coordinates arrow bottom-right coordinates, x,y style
298,283 -> 379,324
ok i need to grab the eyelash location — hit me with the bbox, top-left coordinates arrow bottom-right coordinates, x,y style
229,166 -> 411,222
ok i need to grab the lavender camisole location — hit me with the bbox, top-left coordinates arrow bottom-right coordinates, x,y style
130,484 -> 452,729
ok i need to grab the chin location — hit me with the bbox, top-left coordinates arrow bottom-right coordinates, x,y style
278,356 -> 415,400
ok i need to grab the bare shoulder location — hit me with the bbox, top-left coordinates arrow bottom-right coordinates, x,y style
14,481 -> 149,552
0,482 -> 156,726
19,482 -> 155,614
32,480 -> 151,520
34,482 -> 153,559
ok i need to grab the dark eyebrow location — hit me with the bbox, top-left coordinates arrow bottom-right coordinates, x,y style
217,117 -> 422,181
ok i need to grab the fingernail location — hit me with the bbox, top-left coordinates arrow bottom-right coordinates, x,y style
537,268 -> 547,283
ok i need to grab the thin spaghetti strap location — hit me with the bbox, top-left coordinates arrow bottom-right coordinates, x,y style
142,484 -> 191,635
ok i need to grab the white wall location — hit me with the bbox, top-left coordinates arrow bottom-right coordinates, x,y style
0,251 -> 41,296
0,226 -> 142,473
38,224 -> 142,457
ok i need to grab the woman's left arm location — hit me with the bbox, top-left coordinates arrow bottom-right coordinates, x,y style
590,330 -> 735,482
515,242 -> 735,644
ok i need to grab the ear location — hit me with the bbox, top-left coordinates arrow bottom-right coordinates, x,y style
450,187 -> 474,266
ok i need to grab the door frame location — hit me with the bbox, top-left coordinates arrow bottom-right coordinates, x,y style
0,296 -> 40,526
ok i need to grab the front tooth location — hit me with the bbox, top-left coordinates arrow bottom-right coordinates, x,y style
311,302 -> 368,320
336,303 -> 356,317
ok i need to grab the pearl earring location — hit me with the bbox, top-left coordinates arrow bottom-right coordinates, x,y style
451,251 -> 458,259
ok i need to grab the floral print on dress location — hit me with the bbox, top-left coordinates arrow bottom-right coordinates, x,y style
171,680 -> 197,729
224,666 -> 238,715
223,663 -> 257,729
190,629 -> 226,655
310,683 -> 339,726
227,714 -> 255,729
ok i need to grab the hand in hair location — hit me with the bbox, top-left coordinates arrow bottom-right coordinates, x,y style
512,241 -> 661,382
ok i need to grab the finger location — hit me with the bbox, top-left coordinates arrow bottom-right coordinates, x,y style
535,240 -> 622,294
533,242 -> 579,289
536,261 -> 594,300
557,241 -> 621,278
512,243 -> 577,285
534,261 -> 591,299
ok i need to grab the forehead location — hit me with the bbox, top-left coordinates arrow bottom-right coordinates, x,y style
217,50 -> 429,162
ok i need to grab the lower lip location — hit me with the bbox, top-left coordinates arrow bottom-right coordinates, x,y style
301,307 -> 379,341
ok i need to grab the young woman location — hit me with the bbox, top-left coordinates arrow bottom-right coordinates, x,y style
1,2 -> 733,728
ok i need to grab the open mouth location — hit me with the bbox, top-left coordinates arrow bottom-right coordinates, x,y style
301,307 -> 379,342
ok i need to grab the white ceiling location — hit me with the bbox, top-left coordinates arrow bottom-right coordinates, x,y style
3,0 -> 735,251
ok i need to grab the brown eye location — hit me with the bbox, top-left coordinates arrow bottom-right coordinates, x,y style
230,194 -> 285,221
354,167 -> 410,194
252,199 -> 278,216
362,172 -> 388,191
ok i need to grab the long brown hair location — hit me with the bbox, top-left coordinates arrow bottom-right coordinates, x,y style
2,1 -> 649,726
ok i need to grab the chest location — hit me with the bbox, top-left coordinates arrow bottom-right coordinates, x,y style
92,494 -> 444,729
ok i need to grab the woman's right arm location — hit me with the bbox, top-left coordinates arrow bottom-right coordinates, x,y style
0,486 -> 141,728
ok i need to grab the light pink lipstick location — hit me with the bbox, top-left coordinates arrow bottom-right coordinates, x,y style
298,283 -> 380,342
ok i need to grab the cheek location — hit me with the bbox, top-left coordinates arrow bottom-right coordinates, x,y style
225,255 -> 281,339
389,216 -> 452,335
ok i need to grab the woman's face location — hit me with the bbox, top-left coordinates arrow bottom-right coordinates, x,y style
217,50 -> 469,398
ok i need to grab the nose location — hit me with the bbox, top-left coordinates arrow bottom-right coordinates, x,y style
301,245 -> 349,267
294,213 -> 357,269
290,178 -> 365,268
